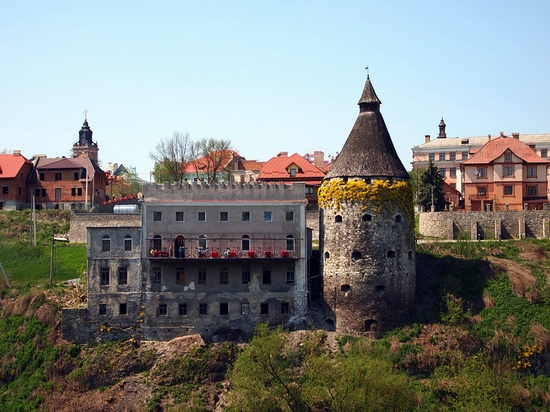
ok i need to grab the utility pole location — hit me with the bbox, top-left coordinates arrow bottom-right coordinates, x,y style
50,231 -> 54,286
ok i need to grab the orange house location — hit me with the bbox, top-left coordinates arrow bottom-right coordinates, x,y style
461,135 -> 550,211
0,151 -> 34,210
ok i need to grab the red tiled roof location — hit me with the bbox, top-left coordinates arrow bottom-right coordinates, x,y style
258,152 -> 326,182
240,160 -> 264,171
34,157 -> 104,179
0,153 -> 32,178
183,150 -> 240,173
462,136 -> 550,165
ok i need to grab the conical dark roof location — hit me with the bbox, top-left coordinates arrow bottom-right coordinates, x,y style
325,75 -> 408,180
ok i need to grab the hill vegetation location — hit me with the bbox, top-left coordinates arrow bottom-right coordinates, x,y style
2,210 -> 550,410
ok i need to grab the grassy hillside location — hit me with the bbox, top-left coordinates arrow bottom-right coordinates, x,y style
2,211 -> 550,410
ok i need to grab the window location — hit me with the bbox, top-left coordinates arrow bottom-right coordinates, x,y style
528,166 -> 537,178
2,186 -> 8,195
99,304 -> 107,316
199,303 -> 208,315
504,185 -> 513,195
242,268 -> 250,284
198,235 -> 207,250
176,267 -> 185,284
335,215 -> 342,223
41,188 -> 46,197
175,211 -> 184,222
439,153 -> 445,161
241,303 -> 249,315
285,211 -> 294,222
449,152 -> 456,161
462,152 -> 469,160
528,186 -> 537,196
118,267 -> 128,285
241,235 -> 250,251
541,149 -> 548,158
197,211 -> 206,221
439,168 -> 446,177
450,168 -> 456,178
178,303 -> 187,316
286,235 -> 295,251
428,153 -> 435,162
242,211 -> 250,222
220,302 -> 229,315
55,172 -> 62,181
264,211 -> 272,222
198,268 -> 206,285
286,268 -> 295,283
220,211 -> 228,222
100,268 -> 110,286
281,302 -> 289,314
124,235 -> 133,251
74,171 -> 79,180
39,172 -> 45,181
261,303 -> 269,315
289,168 -> 297,176
153,211 -> 162,222
362,214 -> 371,222
219,267 -> 228,284
152,235 -> 162,251
387,251 -> 396,258
477,167 -> 486,178
153,267 -> 161,284
478,187 -> 487,196
158,304 -> 167,316
119,303 -> 127,315
263,268 -> 271,284
503,165 -> 514,176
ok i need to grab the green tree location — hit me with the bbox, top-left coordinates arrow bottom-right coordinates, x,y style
149,132 -> 193,183
117,166 -> 142,196
417,161 -> 447,211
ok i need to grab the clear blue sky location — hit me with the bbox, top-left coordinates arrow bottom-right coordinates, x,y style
2,0 -> 549,180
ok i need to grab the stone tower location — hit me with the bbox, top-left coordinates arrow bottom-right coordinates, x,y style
319,73 -> 416,335
73,114 -> 99,162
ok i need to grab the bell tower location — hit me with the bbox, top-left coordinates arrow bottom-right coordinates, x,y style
73,110 -> 99,162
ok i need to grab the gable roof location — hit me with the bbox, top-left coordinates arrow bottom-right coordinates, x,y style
0,153 -> 33,179
258,152 -> 325,184
183,150 -> 241,173
462,136 -> 550,165
32,157 -> 104,182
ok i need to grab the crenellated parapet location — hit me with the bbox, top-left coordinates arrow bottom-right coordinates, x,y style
142,181 -> 306,202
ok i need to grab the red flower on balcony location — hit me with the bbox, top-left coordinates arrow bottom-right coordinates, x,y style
247,250 -> 256,257
211,251 -> 219,258
281,250 -> 290,258
264,251 -> 272,258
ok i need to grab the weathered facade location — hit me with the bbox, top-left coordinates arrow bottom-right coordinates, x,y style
63,181 -> 310,343
319,74 -> 416,335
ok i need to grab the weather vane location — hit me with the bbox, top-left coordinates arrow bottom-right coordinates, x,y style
365,66 -> 369,78
84,109 -> 88,121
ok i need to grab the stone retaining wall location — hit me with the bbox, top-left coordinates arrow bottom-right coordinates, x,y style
419,208 -> 550,240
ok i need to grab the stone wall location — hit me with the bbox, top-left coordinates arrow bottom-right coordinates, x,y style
306,210 -> 320,241
419,208 -> 550,240
69,212 -> 141,243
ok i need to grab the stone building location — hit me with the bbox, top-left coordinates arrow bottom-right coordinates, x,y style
319,74 -> 416,335
63,181 -> 310,343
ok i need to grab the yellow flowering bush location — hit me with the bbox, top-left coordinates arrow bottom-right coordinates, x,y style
318,178 -> 413,220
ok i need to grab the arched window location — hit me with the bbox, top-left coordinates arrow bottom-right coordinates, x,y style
387,250 -> 396,258
286,235 -> 295,251
352,251 -> 361,260
395,214 -> 402,223
335,215 -> 343,223
362,214 -> 372,222
341,284 -> 351,292
408,250 -> 413,259
324,251 -> 330,259
102,235 -> 111,252
152,235 -> 162,251
198,235 -> 207,250
241,235 -> 250,251
124,235 -> 132,251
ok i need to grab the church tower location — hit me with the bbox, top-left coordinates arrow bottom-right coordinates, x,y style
319,73 -> 416,335
72,112 -> 99,162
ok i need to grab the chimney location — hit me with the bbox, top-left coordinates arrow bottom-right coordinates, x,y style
277,151 -> 288,157
313,151 -> 324,170
425,135 -> 431,143
13,150 -> 21,156
488,134 -> 491,141
512,132 -> 520,139
500,131 -> 505,137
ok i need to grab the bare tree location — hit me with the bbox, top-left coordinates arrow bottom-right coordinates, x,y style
149,132 -> 193,183
191,138 -> 234,183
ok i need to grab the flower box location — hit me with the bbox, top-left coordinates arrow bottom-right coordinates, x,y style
247,251 -> 256,258
281,251 -> 290,258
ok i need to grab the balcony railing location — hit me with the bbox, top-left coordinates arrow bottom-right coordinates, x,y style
149,246 -> 295,259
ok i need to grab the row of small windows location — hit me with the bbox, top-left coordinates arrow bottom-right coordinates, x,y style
334,214 -> 401,223
102,235 -> 133,252
153,211 -> 295,223
476,185 -> 539,197
38,170 -> 87,181
428,152 -> 469,162
324,250 -> 413,260
150,234 -> 295,252
99,301 -> 290,316
152,266 -> 295,285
